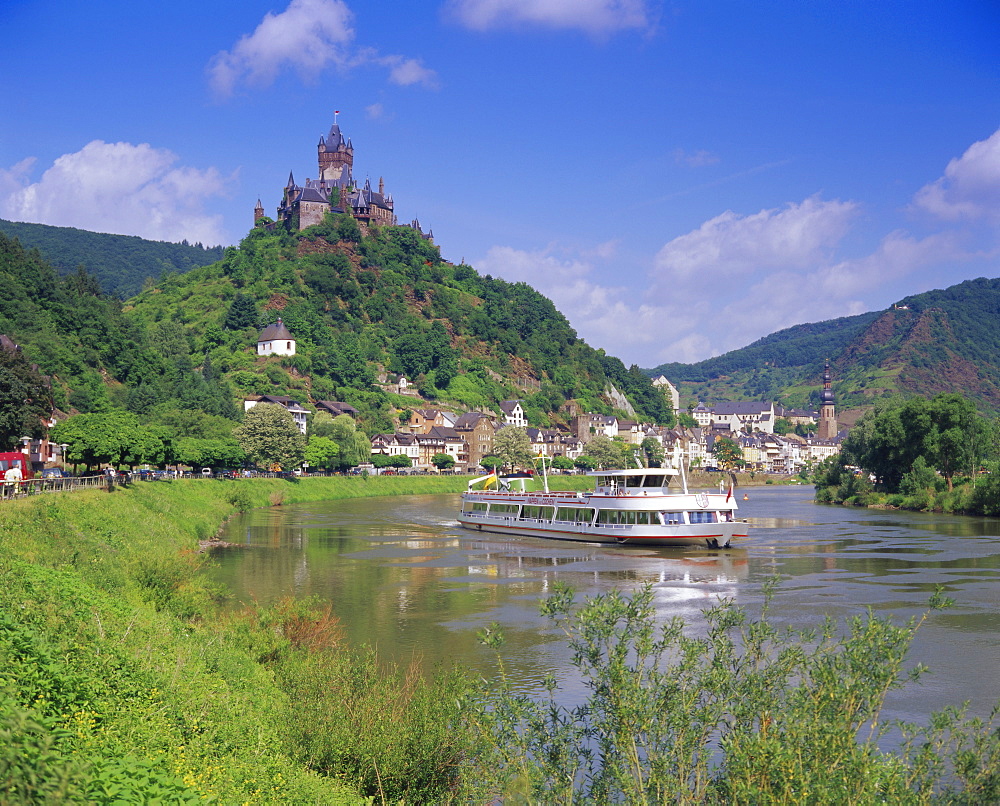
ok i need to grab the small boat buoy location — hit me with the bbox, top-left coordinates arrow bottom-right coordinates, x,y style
743,494 -> 749,500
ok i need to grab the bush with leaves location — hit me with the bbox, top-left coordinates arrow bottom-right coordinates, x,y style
477,581 -> 1000,804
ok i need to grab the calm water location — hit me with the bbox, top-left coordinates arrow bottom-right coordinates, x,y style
210,485 -> 1000,724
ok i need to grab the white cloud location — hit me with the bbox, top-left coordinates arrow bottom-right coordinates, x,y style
208,0 -> 438,97
379,56 -> 439,88
652,196 -> 859,285
446,0 -> 651,35
913,127 -> 1000,222
473,194 -> 965,366
0,141 -> 233,246
208,0 -> 354,97
672,148 -> 719,168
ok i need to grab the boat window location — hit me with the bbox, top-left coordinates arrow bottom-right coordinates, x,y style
642,474 -> 667,488
688,511 -> 718,524
661,512 -> 682,525
489,503 -> 520,516
522,505 -> 554,520
464,502 -> 488,513
555,507 -> 594,524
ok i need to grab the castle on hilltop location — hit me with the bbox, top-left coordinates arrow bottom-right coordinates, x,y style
255,113 -> 431,240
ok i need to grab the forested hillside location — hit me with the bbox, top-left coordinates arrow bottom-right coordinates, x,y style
649,313 -> 880,409
648,275 -> 1000,415
0,214 -> 672,455
0,218 -> 224,298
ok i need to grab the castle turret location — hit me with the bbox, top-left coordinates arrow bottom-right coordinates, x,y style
817,361 -> 837,439
254,198 -> 264,224
318,113 -> 353,183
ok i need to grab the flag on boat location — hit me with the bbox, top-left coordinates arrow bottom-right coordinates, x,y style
726,483 -> 734,502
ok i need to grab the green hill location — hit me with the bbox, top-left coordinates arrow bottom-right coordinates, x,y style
0,218 -> 224,298
0,215 -> 673,445
648,275 -> 1000,415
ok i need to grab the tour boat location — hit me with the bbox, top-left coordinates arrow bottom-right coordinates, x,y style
458,459 -> 748,549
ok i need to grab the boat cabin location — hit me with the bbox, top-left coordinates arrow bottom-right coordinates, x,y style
590,468 -> 672,495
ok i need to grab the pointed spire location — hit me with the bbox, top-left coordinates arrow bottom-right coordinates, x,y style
286,171 -> 295,188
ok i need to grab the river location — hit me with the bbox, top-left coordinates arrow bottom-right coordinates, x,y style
209,485 -> 1000,725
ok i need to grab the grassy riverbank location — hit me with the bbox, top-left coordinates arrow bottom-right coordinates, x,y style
0,476 -> 479,804
813,460 -> 1000,516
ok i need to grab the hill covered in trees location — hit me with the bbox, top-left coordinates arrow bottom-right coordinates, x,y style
0,218 -> 224,298
0,214 -> 673,452
648,275 -> 1000,415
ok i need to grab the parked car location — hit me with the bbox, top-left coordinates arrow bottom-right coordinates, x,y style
40,468 -> 69,479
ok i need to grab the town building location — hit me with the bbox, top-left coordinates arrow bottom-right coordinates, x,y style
651,375 -> 680,413
315,401 -> 358,419
453,412 -> 496,468
499,400 -> 526,428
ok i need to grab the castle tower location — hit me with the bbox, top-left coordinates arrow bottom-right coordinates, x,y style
318,111 -> 353,183
254,198 -> 264,224
817,361 -> 837,439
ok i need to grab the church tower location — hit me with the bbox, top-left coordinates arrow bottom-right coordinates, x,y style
317,112 -> 353,184
817,361 -> 837,439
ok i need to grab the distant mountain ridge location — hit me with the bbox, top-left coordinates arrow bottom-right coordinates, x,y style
648,275 -> 1000,415
0,218 -> 224,298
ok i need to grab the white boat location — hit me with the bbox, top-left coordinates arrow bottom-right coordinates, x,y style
458,460 -> 748,549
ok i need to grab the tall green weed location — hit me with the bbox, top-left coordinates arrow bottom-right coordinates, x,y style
478,580 -> 1000,804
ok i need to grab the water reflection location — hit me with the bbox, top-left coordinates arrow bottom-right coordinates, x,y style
210,487 -> 1000,719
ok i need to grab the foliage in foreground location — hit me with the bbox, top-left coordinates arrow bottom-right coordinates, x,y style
478,581 -> 1000,804
0,477 -> 477,804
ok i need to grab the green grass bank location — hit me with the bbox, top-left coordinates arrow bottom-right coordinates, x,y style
0,476 -> 483,804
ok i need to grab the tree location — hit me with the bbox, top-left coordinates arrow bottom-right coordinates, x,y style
712,436 -> 744,471
677,412 -> 698,428
640,437 -> 665,468
551,455 -> 575,471
492,427 -> 533,472
431,452 -> 456,471
926,393 -> 979,491
773,417 -> 792,436
574,455 -> 597,471
222,293 -> 259,330
174,437 -> 244,469
0,345 -> 53,449
842,394 -> 984,493
233,404 -> 306,470
327,414 -> 371,471
50,411 -> 151,471
588,435 -> 625,469
305,435 -> 340,471
387,454 -> 412,468
480,455 -> 503,471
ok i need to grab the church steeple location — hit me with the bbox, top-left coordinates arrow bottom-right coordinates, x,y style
817,361 -> 837,439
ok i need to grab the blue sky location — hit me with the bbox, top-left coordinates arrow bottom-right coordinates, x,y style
3,0 -> 999,368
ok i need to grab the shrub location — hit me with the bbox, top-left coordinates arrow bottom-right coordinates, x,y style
478,581 -> 1000,803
